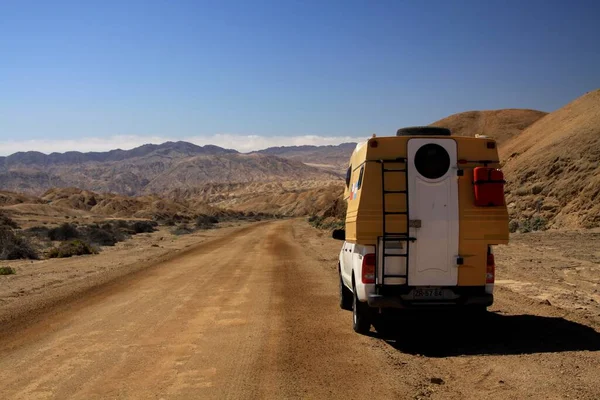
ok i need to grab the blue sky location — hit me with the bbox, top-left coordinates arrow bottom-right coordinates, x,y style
1,0 -> 599,154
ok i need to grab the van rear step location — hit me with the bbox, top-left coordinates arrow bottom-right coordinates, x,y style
367,292 -> 493,309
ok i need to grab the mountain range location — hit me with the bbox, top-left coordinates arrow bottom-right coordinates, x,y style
0,142 -> 344,196
2,89 -> 599,228
251,143 -> 357,171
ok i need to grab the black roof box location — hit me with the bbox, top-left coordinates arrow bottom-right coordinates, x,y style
396,126 -> 451,136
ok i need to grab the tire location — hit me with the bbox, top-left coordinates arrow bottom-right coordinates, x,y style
339,272 -> 353,311
352,280 -> 372,334
396,126 -> 451,137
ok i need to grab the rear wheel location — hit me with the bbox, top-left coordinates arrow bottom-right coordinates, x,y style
339,271 -> 352,310
352,280 -> 372,334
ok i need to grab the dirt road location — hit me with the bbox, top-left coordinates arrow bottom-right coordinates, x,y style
1,220 -> 599,399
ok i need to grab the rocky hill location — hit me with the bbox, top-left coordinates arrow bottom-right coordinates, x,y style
307,91 -> 600,230
0,187 -> 251,227
0,180 -> 345,226
431,109 -> 547,144
0,141 -> 237,166
252,143 -> 356,171
167,180 -> 345,216
0,142 -> 340,197
429,92 -> 600,229
2,91 -> 599,228
501,89 -> 600,229
0,191 -> 43,206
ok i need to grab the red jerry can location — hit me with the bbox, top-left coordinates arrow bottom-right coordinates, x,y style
473,167 -> 505,207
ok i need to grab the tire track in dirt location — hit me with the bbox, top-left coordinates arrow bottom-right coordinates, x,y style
0,221 -> 269,345
0,222 -> 275,399
0,219 -> 598,399
266,221 -> 416,398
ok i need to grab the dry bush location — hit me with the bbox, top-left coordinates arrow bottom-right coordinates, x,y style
308,196 -> 346,230
308,215 -> 345,230
79,225 -> 119,246
195,214 -> 218,229
0,266 -> 16,275
0,227 -> 38,260
48,223 -> 79,241
0,212 -> 19,229
47,240 -> 98,258
519,217 -> 548,233
25,226 -> 51,239
131,221 -> 157,234
114,220 -> 130,229
509,220 -> 519,233
171,224 -> 194,235
162,218 -> 176,226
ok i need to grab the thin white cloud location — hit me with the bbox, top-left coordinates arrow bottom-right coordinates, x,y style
0,134 -> 366,156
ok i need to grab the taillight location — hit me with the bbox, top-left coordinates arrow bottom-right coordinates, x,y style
486,249 -> 495,284
361,253 -> 376,284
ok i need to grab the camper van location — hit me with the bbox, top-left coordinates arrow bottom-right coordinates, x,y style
332,126 -> 509,334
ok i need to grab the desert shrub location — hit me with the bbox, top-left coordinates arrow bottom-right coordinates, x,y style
152,214 -> 185,226
0,227 -> 39,260
114,220 -> 130,229
0,266 -> 16,275
308,215 -> 322,228
131,221 -> 157,234
508,220 -> 519,233
530,216 -> 548,231
0,212 -> 19,229
163,218 -> 176,226
195,214 -> 218,229
307,215 -> 322,228
519,220 -> 532,233
102,222 -> 129,241
308,214 -> 344,230
25,226 -> 51,239
171,224 -> 193,235
48,223 -> 79,241
324,219 -> 345,230
518,216 -> 547,233
47,239 -> 98,258
80,225 -> 119,246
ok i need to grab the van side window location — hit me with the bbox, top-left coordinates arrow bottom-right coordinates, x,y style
357,166 -> 364,190
345,166 -> 352,187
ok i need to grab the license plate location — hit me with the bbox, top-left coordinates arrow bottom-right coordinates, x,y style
412,288 -> 444,299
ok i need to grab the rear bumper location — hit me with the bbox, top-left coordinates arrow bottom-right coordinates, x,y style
367,292 -> 493,309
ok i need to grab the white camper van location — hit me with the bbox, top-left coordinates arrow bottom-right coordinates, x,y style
333,127 -> 509,333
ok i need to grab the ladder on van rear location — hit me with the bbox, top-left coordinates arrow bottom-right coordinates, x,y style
378,158 -> 415,287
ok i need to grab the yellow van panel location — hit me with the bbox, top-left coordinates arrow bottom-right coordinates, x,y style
457,240 -> 488,285
343,135 -> 509,286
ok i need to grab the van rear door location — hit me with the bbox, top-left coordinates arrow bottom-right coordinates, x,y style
407,138 -> 459,286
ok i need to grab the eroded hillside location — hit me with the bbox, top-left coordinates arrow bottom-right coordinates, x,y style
253,143 -> 356,172
2,91 -> 599,229
310,91 -> 600,230
431,109 -> 547,144
0,143 -> 340,196
501,89 -> 600,229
